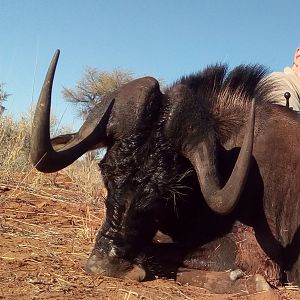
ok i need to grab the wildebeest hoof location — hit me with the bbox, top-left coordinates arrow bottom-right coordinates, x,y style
253,274 -> 272,291
229,269 -> 243,281
242,274 -> 272,293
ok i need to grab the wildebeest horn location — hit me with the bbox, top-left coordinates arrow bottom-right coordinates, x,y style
187,100 -> 255,214
31,50 -> 114,172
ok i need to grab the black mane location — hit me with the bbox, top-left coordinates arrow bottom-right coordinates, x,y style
170,64 -> 272,109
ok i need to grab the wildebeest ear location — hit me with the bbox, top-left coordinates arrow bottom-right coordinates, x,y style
49,95 -> 115,152
50,133 -> 76,151
51,133 -> 107,152
107,77 -> 163,139
164,83 -> 208,150
164,84 -> 188,142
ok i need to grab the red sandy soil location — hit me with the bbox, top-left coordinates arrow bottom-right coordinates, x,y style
0,173 -> 299,300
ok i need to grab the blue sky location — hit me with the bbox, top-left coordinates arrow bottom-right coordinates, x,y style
1,0 -> 299,130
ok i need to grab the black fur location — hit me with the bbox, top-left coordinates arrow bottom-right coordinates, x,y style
90,64 -> 300,285
96,64 -> 272,253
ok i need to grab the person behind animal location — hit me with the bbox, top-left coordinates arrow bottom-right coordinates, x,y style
264,47 -> 300,111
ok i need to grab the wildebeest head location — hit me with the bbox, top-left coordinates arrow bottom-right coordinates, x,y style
31,50 -> 257,280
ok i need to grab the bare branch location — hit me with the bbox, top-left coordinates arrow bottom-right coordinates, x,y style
62,68 -> 134,119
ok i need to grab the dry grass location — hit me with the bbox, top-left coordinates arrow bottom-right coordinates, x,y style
0,112 -> 105,205
62,157 -> 107,205
0,114 -> 299,299
0,114 -> 32,174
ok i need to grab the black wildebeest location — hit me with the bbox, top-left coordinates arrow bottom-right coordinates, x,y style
31,50 -> 300,290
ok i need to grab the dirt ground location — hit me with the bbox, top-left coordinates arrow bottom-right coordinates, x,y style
0,173 -> 299,300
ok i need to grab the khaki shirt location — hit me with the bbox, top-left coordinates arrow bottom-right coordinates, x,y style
264,67 -> 300,111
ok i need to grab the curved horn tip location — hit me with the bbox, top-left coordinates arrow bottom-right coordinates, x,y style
47,50 -> 60,68
52,49 -> 60,64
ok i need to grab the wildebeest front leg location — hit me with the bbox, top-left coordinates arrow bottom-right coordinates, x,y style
181,236 -> 238,271
146,235 -> 272,293
177,269 -> 271,294
175,236 -> 272,293
175,224 -> 281,293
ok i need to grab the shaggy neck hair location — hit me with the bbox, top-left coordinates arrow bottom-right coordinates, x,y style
167,64 -> 275,142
